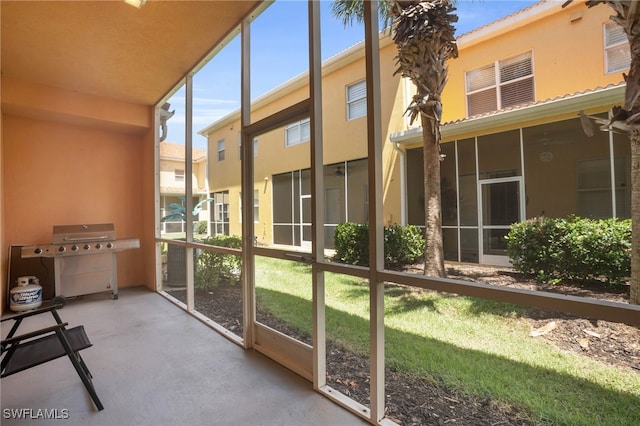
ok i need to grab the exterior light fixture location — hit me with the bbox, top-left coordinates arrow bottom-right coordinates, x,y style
124,0 -> 146,9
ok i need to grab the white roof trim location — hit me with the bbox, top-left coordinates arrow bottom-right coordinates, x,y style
390,84 -> 625,144
199,33 -> 394,136
456,1 -> 574,48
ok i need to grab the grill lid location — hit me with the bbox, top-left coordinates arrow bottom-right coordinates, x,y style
52,223 -> 116,243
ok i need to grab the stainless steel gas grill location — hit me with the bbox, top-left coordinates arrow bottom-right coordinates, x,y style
21,224 -> 140,302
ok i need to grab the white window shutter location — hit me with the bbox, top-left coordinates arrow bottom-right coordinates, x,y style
466,64 -> 495,92
605,22 -> 630,73
501,78 -> 534,109
467,88 -> 497,116
499,52 -> 532,83
347,80 -> 367,120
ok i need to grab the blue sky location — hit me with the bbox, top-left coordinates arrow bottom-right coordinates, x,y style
166,0 -> 541,148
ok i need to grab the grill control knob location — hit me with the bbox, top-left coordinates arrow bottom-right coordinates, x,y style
95,243 -> 102,249
71,245 -> 79,251
34,248 -> 42,254
58,246 -> 66,252
84,244 -> 91,250
107,242 -> 113,249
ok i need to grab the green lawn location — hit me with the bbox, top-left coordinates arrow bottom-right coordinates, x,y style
254,256 -> 640,425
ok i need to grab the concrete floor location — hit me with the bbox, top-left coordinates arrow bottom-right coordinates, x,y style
1,287 -> 367,426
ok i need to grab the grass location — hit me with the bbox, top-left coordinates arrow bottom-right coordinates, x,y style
254,256 -> 640,425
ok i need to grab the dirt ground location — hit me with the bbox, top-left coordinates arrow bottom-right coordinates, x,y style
166,263 -> 639,426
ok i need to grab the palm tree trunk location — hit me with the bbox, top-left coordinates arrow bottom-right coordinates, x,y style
421,115 -> 445,277
630,129 -> 640,304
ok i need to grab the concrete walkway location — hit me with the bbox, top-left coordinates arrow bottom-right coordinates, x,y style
1,287 -> 367,426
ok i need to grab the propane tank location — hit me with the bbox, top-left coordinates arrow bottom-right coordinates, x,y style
10,276 -> 43,312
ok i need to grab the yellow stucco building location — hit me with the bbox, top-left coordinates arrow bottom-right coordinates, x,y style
158,141 -> 210,234
3,2 -> 639,423
201,1 -> 631,266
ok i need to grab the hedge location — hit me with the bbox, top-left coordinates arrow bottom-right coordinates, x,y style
195,235 -> 242,289
505,216 -> 631,284
333,222 -> 424,269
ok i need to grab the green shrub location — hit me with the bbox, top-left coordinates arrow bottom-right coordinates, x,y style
506,217 -> 631,284
384,224 -> 425,268
196,221 -> 208,234
195,235 -> 242,289
334,223 -> 369,266
334,223 -> 424,269
506,217 -> 561,283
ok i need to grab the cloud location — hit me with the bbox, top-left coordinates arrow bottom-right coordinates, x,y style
166,97 -> 239,126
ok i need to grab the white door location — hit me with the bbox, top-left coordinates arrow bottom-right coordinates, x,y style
479,177 -> 524,266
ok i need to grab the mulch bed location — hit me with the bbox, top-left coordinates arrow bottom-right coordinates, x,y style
165,263 -> 639,426
442,264 -> 640,373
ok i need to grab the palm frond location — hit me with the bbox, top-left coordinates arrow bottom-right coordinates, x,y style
331,0 -> 394,29
391,0 -> 457,131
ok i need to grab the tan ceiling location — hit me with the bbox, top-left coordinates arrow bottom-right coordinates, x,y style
1,0 -> 262,106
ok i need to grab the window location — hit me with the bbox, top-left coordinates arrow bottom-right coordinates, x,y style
347,80 -> 366,120
174,169 -> 185,183
217,139 -> 225,161
212,191 -> 229,236
605,22 -> 630,73
285,119 -> 310,147
466,51 -> 534,116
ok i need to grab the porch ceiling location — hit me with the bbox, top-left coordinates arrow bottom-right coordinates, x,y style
0,0 -> 262,106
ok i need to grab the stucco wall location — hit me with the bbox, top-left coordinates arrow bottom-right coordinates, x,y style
1,114 -> 150,311
1,110 -> 4,312
205,39 -> 406,241
3,115 -> 146,270
444,3 -> 624,122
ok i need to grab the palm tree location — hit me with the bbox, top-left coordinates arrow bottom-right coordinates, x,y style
332,0 -> 458,277
564,0 -> 640,304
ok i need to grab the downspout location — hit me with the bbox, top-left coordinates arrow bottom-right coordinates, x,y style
392,140 -> 407,226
